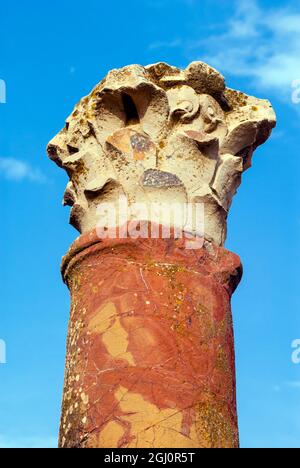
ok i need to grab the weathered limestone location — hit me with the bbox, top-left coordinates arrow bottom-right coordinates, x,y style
48,62 -> 275,448
48,62 -> 275,246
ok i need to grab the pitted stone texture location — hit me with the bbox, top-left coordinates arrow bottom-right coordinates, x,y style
47,61 -> 276,245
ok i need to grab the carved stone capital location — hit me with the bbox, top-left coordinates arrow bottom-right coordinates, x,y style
48,62 -> 276,245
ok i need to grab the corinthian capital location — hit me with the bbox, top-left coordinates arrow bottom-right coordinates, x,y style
47,62 -> 275,245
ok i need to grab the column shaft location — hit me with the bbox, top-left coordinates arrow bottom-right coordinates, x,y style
59,227 -> 242,448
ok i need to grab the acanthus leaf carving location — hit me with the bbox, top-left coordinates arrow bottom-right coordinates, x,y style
47,62 -> 276,245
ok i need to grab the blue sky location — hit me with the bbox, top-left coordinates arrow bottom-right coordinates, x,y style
0,0 -> 299,448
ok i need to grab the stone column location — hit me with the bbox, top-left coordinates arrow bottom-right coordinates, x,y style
48,62 -> 275,448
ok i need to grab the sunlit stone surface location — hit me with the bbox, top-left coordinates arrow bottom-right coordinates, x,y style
48,62 -> 275,448
48,61 -> 275,245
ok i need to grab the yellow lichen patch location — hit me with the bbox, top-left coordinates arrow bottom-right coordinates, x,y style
80,392 -> 89,405
88,302 -> 135,365
133,150 -> 145,161
194,401 -> 238,448
115,386 -> 200,448
96,421 -> 125,448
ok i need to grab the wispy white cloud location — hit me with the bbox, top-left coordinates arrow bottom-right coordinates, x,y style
0,434 -> 57,448
285,381 -> 300,389
149,0 -> 300,98
190,0 -> 300,96
272,381 -> 300,393
0,157 -> 46,183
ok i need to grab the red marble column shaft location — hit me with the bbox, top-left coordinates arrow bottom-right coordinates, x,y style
59,225 -> 242,448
